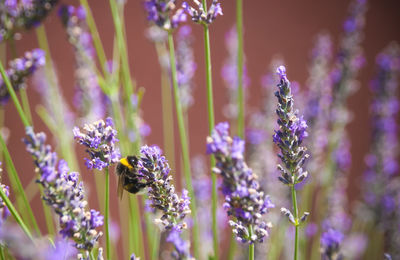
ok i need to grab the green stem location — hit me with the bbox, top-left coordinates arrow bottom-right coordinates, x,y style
203,24 -> 219,259
291,184 -> 299,260
104,168 -> 111,260
248,227 -> 254,260
167,32 -> 199,259
20,89 -> 33,125
236,0 -> 244,139
0,134 -> 41,235
79,0 -> 108,76
0,60 -> 29,127
0,184 -> 33,241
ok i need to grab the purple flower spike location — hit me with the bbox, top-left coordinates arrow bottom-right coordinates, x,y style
74,118 -> 121,170
207,122 -> 274,244
135,145 -> 192,257
0,49 -> 46,105
273,66 -> 309,186
24,127 -> 103,251
59,5 -> 106,123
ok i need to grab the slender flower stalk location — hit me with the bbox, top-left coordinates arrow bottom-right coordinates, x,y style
207,122 -> 275,249
73,118 -> 121,259
24,127 -> 104,255
183,1 -> 222,258
273,66 -> 310,260
0,162 -> 10,226
236,0 -> 244,138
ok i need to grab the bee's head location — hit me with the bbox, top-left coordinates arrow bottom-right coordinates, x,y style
127,156 -> 139,166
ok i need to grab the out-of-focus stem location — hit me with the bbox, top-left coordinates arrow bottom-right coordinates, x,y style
248,226 -> 254,260
236,0 -> 244,139
167,31 -> 199,259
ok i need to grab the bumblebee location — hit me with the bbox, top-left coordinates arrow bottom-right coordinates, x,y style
116,156 -> 152,199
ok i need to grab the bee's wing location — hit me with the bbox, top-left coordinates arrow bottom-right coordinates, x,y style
117,174 -> 124,200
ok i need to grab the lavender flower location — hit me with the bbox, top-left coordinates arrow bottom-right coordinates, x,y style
182,0 -> 222,25
144,0 -> 187,30
0,162 -> 10,225
207,122 -> 274,244
362,43 -> 400,257
0,49 -> 45,105
273,66 -> 309,186
222,26 -> 250,119
320,229 -> 344,260
73,118 -> 121,170
24,127 -> 103,252
176,25 -> 196,110
136,145 -> 192,258
59,5 -> 105,123
0,0 -> 59,42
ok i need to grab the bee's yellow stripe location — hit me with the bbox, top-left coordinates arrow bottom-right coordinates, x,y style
120,158 -> 133,169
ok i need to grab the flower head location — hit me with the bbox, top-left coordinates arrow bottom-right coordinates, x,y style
320,229 -> 344,260
0,49 -> 45,105
183,0 -> 222,25
144,0 -> 186,30
73,118 -> 121,170
24,127 -> 103,251
207,122 -> 274,244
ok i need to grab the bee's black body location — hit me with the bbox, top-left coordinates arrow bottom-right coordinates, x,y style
116,156 -> 152,198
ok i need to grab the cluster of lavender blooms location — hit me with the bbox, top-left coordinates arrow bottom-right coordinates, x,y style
0,0 -> 58,42
176,25 -> 196,111
0,162 -> 10,226
73,118 -> 121,170
0,48 -> 45,105
135,145 -> 192,259
183,0 -> 222,25
24,127 -> 104,252
207,122 -> 274,244
0,225 -> 78,260
362,43 -> 400,258
221,26 -> 250,119
59,5 -> 105,123
144,0 -> 187,31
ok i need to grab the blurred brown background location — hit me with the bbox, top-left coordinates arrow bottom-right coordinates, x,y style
2,0 -> 400,255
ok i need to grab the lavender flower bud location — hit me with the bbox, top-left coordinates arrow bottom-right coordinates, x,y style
207,122 -> 275,244
144,0 -> 187,30
0,49 -> 45,105
0,162 -> 10,225
73,118 -> 121,170
182,0 -> 222,25
24,127 -> 103,251
273,66 -> 309,186
320,229 -> 344,260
